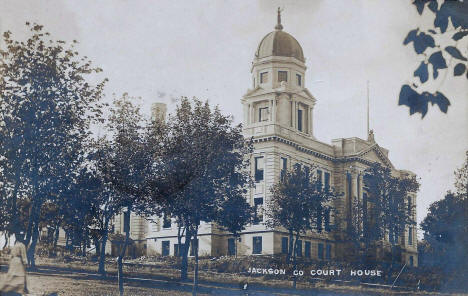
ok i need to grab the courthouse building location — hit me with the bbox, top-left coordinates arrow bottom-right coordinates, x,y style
113,12 -> 418,266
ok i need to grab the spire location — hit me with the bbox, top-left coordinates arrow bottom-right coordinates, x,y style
275,7 -> 283,31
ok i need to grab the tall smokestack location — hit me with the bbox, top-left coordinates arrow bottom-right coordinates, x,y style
151,102 -> 167,123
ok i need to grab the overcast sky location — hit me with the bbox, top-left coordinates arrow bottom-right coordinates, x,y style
1,0 -> 467,231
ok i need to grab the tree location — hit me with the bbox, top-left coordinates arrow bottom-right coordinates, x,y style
267,165 -> 338,289
0,23 -> 106,267
97,93 -> 154,296
419,152 -> 467,291
399,0 -> 467,118
362,163 -> 419,263
217,194 -> 253,258
140,98 -> 251,296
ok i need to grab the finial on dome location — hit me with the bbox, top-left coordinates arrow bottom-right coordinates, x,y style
275,7 -> 283,31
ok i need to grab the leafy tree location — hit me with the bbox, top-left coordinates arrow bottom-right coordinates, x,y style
97,93 -> 154,296
362,163 -> 419,262
0,23 -> 106,267
267,165 -> 338,289
399,0 -> 467,117
419,152 -> 467,291
217,194 -> 253,258
140,98 -> 251,296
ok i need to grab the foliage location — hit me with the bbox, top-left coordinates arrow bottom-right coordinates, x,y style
419,152 -> 468,291
139,97 -> 252,294
95,93 -> 153,295
399,0 -> 467,118
266,165 -> 338,288
362,164 -> 419,246
0,22 -> 106,267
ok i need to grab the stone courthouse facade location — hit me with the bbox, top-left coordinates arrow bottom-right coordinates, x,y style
114,12 -> 418,266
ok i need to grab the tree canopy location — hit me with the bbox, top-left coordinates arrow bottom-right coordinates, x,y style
399,0 -> 467,117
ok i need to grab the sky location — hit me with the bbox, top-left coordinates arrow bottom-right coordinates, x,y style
1,0 -> 467,234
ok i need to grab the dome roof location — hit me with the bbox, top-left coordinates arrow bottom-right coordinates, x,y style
255,30 -> 305,62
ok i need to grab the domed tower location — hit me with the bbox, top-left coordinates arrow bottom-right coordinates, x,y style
242,8 -> 316,138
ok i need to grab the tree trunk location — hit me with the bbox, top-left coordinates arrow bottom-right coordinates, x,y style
177,224 -> 185,258
2,232 -> 9,249
118,207 -> 132,296
192,226 -> 199,296
287,230 -> 293,264
98,216 -> 110,277
28,221 -> 40,269
234,234 -> 237,259
180,228 -> 192,281
53,225 -> 60,250
292,233 -> 299,289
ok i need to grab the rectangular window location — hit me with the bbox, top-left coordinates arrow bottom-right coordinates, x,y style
253,197 -> 264,224
297,109 -> 303,131
162,240 -> 170,256
252,236 -> 262,254
278,71 -> 288,82
123,211 -> 130,233
259,107 -> 269,122
281,237 -> 288,254
296,74 -> 302,86
280,157 -> 287,180
296,240 -> 303,257
305,241 -> 311,258
317,170 -> 323,186
318,243 -> 324,259
228,238 -> 235,256
408,227 -> 413,245
324,172 -> 330,190
324,209 -> 331,232
326,244 -> 332,260
409,256 -> 414,267
162,214 -> 171,229
260,72 -> 268,83
408,197 -> 412,216
174,244 -> 183,257
190,239 -> 199,256
254,156 -> 264,182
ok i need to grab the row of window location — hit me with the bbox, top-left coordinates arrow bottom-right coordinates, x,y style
281,237 -> 332,259
259,71 -> 302,86
161,239 -> 199,257
255,156 -> 331,188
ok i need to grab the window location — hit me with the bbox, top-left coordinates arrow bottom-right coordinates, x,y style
228,238 -> 235,256
408,227 -> 413,246
280,157 -> 287,180
278,71 -> 288,82
297,109 -> 303,131
123,211 -> 130,233
305,241 -> 311,258
162,214 -> 171,229
259,107 -> 269,122
296,74 -> 302,86
326,244 -> 332,260
174,244 -> 183,257
408,197 -> 412,216
260,72 -> 268,83
317,170 -> 323,186
252,236 -> 262,254
162,240 -> 170,256
253,197 -> 264,224
324,209 -> 331,232
254,156 -> 264,182
324,172 -> 330,190
409,256 -> 414,267
296,240 -> 303,257
190,239 -> 199,256
318,243 -> 324,259
281,237 -> 288,254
